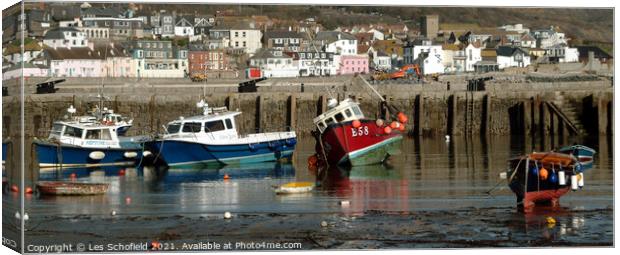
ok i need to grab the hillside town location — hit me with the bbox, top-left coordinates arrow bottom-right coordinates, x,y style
2,2 -> 613,81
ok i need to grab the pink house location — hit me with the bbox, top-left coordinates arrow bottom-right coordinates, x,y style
337,55 -> 369,75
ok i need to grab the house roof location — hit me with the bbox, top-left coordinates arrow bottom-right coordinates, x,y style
315,31 -> 356,43
372,40 -> 403,56
576,46 -> 612,59
358,44 -> 371,54
176,16 -> 194,27
264,30 -> 307,40
82,7 -> 122,18
496,46 -> 528,57
481,49 -> 497,58
355,33 -> 374,44
250,49 -> 291,60
44,27 -> 80,40
4,41 -> 42,55
44,44 -> 129,60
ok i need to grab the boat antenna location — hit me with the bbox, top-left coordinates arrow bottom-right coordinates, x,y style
305,29 -> 335,99
97,42 -> 111,120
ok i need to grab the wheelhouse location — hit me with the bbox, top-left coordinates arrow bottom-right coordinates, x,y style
164,111 -> 241,140
48,121 -> 121,148
313,98 -> 365,133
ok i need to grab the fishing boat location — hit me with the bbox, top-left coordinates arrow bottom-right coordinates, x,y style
505,151 -> 589,212
35,181 -> 109,196
311,96 -> 406,166
557,145 -> 596,171
34,106 -> 148,173
146,100 -> 297,168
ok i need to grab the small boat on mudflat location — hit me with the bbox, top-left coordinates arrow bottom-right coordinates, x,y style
146,100 -> 297,168
557,145 -> 596,171
505,151 -> 591,212
36,181 -> 109,196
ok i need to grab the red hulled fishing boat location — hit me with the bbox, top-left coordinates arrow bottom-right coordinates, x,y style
505,151 -> 588,212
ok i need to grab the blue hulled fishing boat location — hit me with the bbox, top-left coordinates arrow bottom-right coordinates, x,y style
146,100 -> 297,168
34,106 -> 148,174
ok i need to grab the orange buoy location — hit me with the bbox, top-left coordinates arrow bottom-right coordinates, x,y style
390,121 -> 400,129
352,120 -> 361,128
399,124 -> 406,132
25,187 -> 33,194
11,185 -> 18,193
397,112 -> 408,123
119,169 -> 126,176
539,168 -> 549,180
307,155 -> 318,167
383,126 -> 392,134
224,174 -> 230,180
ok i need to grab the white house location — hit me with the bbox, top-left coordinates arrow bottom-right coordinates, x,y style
464,43 -> 482,72
43,27 -> 88,49
249,49 -> 298,77
533,27 -> 568,49
229,28 -> 262,55
545,45 -> 579,63
3,62 -> 48,80
174,16 -> 194,37
417,52 -> 445,75
498,24 -> 530,34
496,46 -> 531,69
372,50 -> 392,71
406,39 -> 445,74
294,51 -> 336,76
367,28 -> 385,41
315,31 -> 358,55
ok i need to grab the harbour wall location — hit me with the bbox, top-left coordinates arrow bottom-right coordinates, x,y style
1,78 -> 614,186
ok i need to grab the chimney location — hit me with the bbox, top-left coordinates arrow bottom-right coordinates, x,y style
337,33 -> 341,40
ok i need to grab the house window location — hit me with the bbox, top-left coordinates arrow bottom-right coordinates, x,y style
235,42 -> 239,47
242,31 -> 246,37
243,41 -> 246,47
235,32 -> 239,37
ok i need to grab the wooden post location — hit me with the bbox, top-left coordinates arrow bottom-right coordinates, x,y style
598,96 -> 608,135
482,94 -> 491,136
448,94 -> 457,136
288,94 -> 297,131
523,100 -> 531,135
415,94 -> 424,136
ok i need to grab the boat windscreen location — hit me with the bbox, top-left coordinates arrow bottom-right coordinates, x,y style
167,123 -> 181,134
205,120 -> 226,132
51,123 -> 63,136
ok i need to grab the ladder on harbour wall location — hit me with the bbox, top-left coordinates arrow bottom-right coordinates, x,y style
465,92 -> 475,134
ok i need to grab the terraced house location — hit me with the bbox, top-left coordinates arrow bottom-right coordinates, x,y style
127,40 -> 187,78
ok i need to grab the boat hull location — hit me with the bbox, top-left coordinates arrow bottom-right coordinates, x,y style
317,119 -> 403,166
34,140 -> 143,174
146,137 -> 296,168
507,153 -> 580,212
36,181 -> 109,196
558,145 -> 596,171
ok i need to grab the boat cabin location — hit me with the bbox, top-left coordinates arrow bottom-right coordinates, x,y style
49,121 -> 122,148
313,98 -> 365,133
164,108 -> 241,141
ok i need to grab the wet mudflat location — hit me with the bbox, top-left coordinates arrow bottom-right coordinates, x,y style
3,135 -> 613,250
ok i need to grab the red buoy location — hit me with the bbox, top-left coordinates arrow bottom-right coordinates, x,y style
125,197 -> 132,205
399,124 -> 406,132
119,169 -> 126,176
11,185 -> 18,193
25,187 -> 33,194
397,112 -> 408,123
70,173 -> 77,180
390,121 -> 400,129
383,126 -> 392,134
224,174 -> 230,180
352,119 -> 361,128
